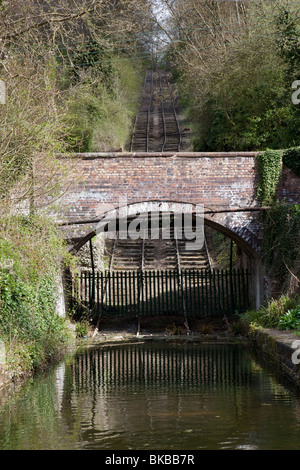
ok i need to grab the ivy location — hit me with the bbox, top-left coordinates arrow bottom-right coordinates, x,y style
257,150 -> 283,205
262,203 -> 300,284
282,147 -> 300,177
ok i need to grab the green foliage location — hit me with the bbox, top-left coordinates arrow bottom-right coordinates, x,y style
0,215 -> 75,376
282,147 -> 300,177
262,203 -> 300,284
65,57 -> 144,152
171,3 -> 300,152
257,150 -> 283,205
0,215 -> 73,283
75,320 -> 89,338
278,306 -> 300,330
243,294 -> 300,329
66,127 -> 93,153
276,7 -> 300,80
70,41 -> 115,89
0,272 -> 70,374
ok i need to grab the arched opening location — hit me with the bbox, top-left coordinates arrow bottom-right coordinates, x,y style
65,200 -> 264,327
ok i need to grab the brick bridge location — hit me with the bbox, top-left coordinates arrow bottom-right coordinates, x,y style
40,151 -> 300,306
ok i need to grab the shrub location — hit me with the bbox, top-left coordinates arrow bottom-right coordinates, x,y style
282,147 -> 300,177
243,294 -> 300,329
278,306 -> 300,330
75,320 -> 89,338
0,215 -> 74,376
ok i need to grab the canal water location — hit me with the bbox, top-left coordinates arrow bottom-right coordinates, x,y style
0,341 -> 300,450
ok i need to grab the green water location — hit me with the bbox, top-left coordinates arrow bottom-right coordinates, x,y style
0,341 -> 300,450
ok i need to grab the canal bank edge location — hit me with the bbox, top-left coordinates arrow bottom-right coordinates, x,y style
249,327 -> 300,387
2,328 -> 300,396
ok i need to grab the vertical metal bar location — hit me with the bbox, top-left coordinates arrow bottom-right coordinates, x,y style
165,270 -> 169,315
144,271 -> 148,316
217,270 -> 222,316
112,271 -> 115,313
88,271 -> 91,312
204,270 -> 208,317
213,270 -> 217,315
176,269 -> 180,316
96,272 -> 99,317
124,271 -> 128,315
209,270 -> 213,317
157,270 -> 161,314
225,270 -> 230,313
118,271 -> 121,314
115,271 -> 118,314
200,270 -> 204,317
172,269 -> 176,314
153,270 -> 157,315
140,270 -> 144,317
84,271 -> 87,311
120,271 -> 124,315
192,270 -> 196,318
221,270 -> 225,316
188,270 -> 192,316
128,271 -> 132,314
161,271 -> 165,315
233,269 -> 237,314
108,271 -> 112,312
183,270 -> 187,316
237,269 -> 241,313
132,271 -> 136,315
195,270 -> 199,318
149,271 -> 153,316
100,271 -> 104,311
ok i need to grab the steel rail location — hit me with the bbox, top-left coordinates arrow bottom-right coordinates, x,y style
165,73 -> 182,152
130,71 -> 148,152
146,70 -> 154,153
159,70 -> 167,152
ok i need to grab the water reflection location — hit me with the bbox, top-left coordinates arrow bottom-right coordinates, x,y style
71,342 -> 254,391
1,341 -> 300,450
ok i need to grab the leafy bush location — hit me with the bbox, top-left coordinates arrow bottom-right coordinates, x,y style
283,147 -> 300,177
65,57 -> 144,152
243,294 -> 300,329
75,320 -> 89,338
0,215 -> 74,376
278,306 -> 300,330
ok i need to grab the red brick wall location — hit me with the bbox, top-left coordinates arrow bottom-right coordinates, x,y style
38,152 -> 300,256
278,166 -> 300,204
52,152 -> 259,222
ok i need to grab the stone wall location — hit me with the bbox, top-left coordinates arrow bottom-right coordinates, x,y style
250,328 -> 300,387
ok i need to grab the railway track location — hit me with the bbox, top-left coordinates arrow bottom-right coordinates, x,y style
130,69 -> 183,152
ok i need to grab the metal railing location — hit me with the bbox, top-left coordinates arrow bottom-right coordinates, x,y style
71,268 -> 251,320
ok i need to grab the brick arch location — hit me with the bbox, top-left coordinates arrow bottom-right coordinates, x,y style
69,199 -> 262,260
39,152 -> 300,256
66,198 -> 265,309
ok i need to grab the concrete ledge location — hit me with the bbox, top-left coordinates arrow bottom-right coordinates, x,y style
249,328 -> 300,386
